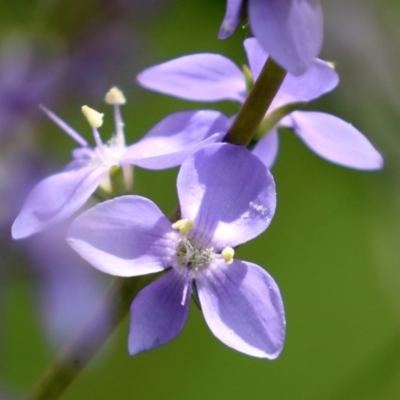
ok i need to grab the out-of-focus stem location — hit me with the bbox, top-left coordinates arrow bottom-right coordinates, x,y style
23,56 -> 287,400
24,275 -> 156,400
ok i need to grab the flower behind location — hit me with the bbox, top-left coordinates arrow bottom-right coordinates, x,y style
137,38 -> 383,171
12,88 -> 228,239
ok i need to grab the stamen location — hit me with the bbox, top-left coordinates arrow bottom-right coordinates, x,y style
81,105 -> 105,152
104,87 -> 126,105
81,105 -> 104,128
40,105 -> 88,147
327,61 -> 336,69
222,246 -> 235,264
172,219 -> 194,236
181,269 -> 190,306
175,237 -> 214,272
91,127 -> 105,152
105,87 -> 126,147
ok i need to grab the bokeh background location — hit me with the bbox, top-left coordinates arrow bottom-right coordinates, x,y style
1,0 -> 400,399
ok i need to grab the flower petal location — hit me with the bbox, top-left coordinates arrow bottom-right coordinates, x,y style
271,60 -> 338,110
12,165 -> 107,239
137,54 -> 246,102
67,196 -> 177,277
177,143 -> 276,250
218,0 -> 244,39
243,37 -> 267,81
129,270 -> 190,355
248,0 -> 323,75
197,259 -> 285,359
243,37 -> 338,110
27,223 -> 111,346
121,110 -> 228,170
291,111 -> 384,170
38,270 -> 110,346
252,130 -> 280,169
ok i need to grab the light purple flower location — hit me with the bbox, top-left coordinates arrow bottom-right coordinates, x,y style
12,87 -> 227,239
137,38 -> 383,171
0,34 -> 63,138
67,143 -> 285,358
0,143 -> 111,349
26,222 -> 112,347
218,0 -> 323,75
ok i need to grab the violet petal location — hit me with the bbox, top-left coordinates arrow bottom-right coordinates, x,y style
243,37 -> 267,81
122,110 -> 228,169
129,270 -> 190,355
252,130 -> 280,169
291,111 -> 384,170
197,259 -> 286,359
67,196 -> 177,277
27,223 -> 110,346
137,54 -> 246,102
271,60 -> 338,110
218,0 -> 244,39
244,37 -> 338,111
177,143 -> 276,250
249,0 -> 323,75
12,165 -> 107,239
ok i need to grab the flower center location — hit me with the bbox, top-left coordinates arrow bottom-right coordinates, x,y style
175,236 -> 215,273
89,136 -> 126,168
171,219 -> 235,275
172,218 -> 214,273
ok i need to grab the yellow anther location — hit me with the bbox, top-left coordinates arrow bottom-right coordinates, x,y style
222,246 -> 235,264
81,105 -> 104,128
105,87 -> 126,105
172,219 -> 194,236
326,61 -> 336,69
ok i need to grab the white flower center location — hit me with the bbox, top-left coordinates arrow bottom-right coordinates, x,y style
175,236 -> 214,273
89,136 -> 126,168
172,219 -> 235,275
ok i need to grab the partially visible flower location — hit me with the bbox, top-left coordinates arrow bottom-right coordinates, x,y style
0,142 -> 110,351
0,34 -> 63,138
26,222 -> 112,347
137,38 -> 383,171
68,143 -> 285,358
12,87 -> 228,239
218,0 -> 323,75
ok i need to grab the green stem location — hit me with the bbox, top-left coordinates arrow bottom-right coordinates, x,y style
23,56 -> 286,400
224,57 -> 287,146
24,275 -> 156,400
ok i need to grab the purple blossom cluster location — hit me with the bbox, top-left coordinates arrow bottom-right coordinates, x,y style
11,1 -> 384,362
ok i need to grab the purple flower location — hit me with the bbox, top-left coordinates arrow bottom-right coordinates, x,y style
137,38 -> 383,171
12,87 -> 227,239
218,0 -> 323,75
26,222 -> 112,347
0,34 -> 63,138
67,143 -> 285,358
0,145 -> 111,348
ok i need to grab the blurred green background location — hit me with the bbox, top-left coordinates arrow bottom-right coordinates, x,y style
1,0 -> 400,399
